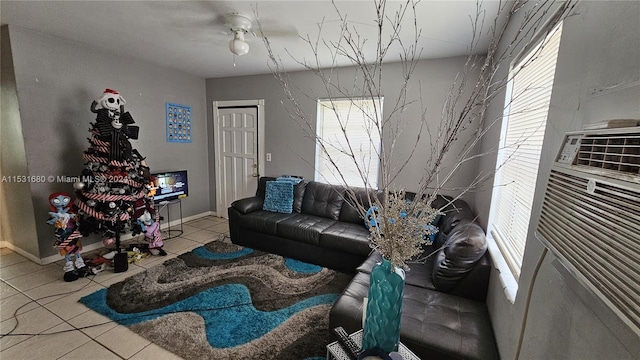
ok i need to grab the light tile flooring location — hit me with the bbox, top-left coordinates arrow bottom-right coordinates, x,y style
0,215 -> 230,360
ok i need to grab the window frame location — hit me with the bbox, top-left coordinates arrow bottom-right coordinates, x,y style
315,97 -> 383,189
487,21 -> 564,297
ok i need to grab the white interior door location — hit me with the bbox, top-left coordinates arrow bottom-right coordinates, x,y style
214,102 -> 264,218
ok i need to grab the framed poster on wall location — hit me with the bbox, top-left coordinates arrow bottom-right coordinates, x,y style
166,102 -> 192,143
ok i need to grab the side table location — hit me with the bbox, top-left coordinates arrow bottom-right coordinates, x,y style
326,329 -> 420,360
156,199 -> 184,239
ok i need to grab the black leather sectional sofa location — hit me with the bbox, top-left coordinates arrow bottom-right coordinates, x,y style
228,177 -> 374,272
228,177 -> 499,359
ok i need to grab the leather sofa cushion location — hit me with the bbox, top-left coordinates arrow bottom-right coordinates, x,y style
301,182 -> 345,220
292,181 -> 308,213
256,176 -> 277,198
339,188 -> 382,224
329,272 -> 499,360
450,253 -> 491,302
238,210 -> 296,235
404,260 -> 437,291
433,220 -> 488,293
401,285 -> 499,360
438,199 -> 475,235
433,230 -> 448,249
430,194 -> 454,213
277,214 -> 337,245
320,222 -> 371,256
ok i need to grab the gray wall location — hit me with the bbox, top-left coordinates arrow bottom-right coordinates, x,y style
475,1 -> 640,359
5,25 -> 209,259
206,56 -> 482,210
1,26 -> 40,256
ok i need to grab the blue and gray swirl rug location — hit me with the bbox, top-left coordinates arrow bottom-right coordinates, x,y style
80,240 -> 352,359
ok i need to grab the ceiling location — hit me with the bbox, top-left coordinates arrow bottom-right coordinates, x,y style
1,1 -> 504,79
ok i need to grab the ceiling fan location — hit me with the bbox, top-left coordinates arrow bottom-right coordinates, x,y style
153,1 -> 300,58
222,12 -> 300,57
226,13 -> 253,56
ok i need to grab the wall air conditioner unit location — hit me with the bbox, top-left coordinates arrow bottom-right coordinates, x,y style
536,126 -> 640,336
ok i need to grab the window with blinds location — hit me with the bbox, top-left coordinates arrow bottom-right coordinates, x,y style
315,98 -> 382,188
488,23 -> 564,280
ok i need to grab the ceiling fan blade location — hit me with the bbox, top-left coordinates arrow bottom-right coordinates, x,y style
254,20 -> 299,39
257,24 -> 299,39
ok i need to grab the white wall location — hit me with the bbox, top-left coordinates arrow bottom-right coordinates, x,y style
475,2 -> 640,359
4,25 -> 209,259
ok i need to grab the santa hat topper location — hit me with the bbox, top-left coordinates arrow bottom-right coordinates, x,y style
94,88 -> 126,111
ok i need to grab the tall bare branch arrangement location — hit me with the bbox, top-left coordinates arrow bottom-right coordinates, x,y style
260,0 -> 576,269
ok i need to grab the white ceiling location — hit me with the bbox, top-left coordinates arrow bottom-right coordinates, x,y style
1,1 -> 504,79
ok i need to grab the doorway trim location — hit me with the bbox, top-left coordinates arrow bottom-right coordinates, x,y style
213,99 -> 265,217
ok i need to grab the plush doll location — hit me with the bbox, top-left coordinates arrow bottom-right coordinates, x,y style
138,211 -> 166,256
47,192 -> 95,282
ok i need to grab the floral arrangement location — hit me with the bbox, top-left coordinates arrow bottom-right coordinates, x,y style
365,190 -> 442,269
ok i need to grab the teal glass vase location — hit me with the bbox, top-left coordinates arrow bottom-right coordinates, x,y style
362,257 -> 405,353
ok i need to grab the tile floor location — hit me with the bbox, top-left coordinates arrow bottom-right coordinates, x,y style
0,215 -> 230,360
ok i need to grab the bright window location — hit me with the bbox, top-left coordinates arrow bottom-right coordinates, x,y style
315,98 -> 382,188
488,23 -> 563,281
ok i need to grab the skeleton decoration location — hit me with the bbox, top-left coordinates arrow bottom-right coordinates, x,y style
90,89 -> 139,162
91,88 -> 126,119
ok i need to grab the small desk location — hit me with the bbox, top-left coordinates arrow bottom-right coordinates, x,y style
326,329 -> 420,360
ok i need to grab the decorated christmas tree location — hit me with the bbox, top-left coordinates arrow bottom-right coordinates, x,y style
72,89 -> 164,271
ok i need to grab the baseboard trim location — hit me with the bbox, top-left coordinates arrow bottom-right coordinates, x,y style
0,241 -> 46,265
2,211 -> 216,265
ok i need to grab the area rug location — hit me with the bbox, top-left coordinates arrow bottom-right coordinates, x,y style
79,239 -> 352,359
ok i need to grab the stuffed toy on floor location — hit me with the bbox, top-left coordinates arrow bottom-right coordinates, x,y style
137,211 -> 166,256
47,192 -> 99,282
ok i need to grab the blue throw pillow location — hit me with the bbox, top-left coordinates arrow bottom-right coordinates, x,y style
263,181 -> 294,214
276,175 -> 303,185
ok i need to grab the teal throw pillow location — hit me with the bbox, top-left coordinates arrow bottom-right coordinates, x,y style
263,181 -> 294,214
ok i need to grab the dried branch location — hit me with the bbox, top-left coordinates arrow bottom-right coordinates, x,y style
258,0 -> 576,269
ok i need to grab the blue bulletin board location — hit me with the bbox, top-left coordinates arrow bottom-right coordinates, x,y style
166,103 -> 192,143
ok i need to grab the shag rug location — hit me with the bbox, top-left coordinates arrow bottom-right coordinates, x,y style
79,239 -> 352,360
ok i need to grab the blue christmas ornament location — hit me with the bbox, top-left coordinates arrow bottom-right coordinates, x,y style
365,206 -> 380,228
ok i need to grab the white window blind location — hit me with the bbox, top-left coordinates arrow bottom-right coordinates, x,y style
489,23 -> 563,280
316,98 -> 382,188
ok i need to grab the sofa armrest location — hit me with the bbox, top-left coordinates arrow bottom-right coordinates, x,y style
231,196 -> 264,214
450,253 -> 491,302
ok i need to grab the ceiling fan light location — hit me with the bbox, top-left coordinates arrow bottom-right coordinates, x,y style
229,31 -> 249,56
